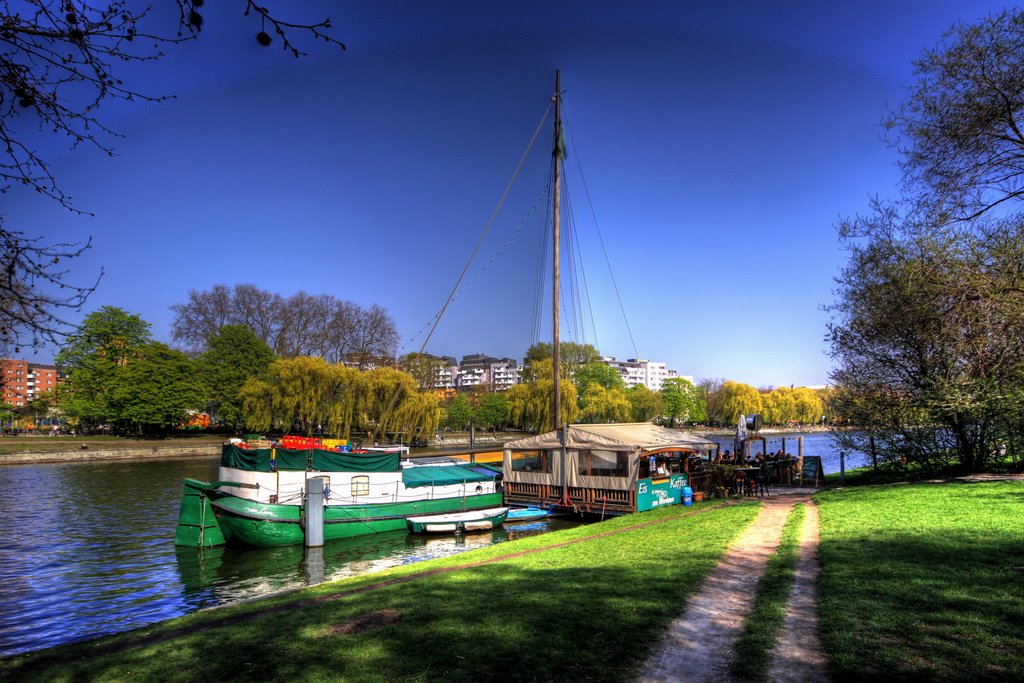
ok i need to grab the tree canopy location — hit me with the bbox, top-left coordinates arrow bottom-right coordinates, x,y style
831,8 -> 1024,472
888,9 -> 1024,220
198,324 -> 275,429
56,307 -> 201,433
171,284 -> 399,366
240,356 -> 439,440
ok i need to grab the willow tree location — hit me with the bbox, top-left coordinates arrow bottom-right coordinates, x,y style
505,359 -> 578,433
720,381 -> 763,426
358,367 -> 440,441
761,388 -> 797,425
579,383 -> 631,424
240,358 -> 438,439
625,384 -> 663,422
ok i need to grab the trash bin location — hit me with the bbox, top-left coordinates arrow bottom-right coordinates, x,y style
682,486 -> 693,506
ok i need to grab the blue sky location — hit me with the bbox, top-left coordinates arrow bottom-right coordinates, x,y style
4,1 -> 1009,387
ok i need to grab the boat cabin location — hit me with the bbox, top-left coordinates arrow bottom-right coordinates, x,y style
502,423 -> 717,516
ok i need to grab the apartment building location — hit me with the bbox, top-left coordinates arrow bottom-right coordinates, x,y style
1,359 -> 63,407
602,357 -> 681,391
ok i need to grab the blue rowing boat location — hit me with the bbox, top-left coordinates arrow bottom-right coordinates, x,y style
505,504 -> 556,523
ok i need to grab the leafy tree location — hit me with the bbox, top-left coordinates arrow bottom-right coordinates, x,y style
887,9 -> 1024,220
659,377 -> 705,426
111,343 -> 203,434
626,384 -> 663,422
241,357 -> 439,440
475,392 -> 509,430
720,381 -> 763,427
829,207 -> 1024,472
443,394 -> 474,431
56,308 -> 204,434
400,352 -> 452,390
579,384 -> 631,423
790,387 -> 825,425
198,325 -> 275,430
573,361 -> 625,400
55,306 -> 151,370
1,3 -> 345,352
832,9 -> 1024,473
522,341 -> 600,383
761,388 -> 797,426
56,307 -> 152,431
699,378 -> 728,426
505,358 -> 578,432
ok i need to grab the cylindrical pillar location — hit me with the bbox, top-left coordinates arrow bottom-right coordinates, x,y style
305,477 -> 325,547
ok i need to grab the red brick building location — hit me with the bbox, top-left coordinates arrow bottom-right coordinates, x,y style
1,359 -> 63,407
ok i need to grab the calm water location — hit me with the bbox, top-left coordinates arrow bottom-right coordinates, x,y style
0,456 -> 573,658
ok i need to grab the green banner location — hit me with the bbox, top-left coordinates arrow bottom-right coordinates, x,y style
637,473 -> 688,511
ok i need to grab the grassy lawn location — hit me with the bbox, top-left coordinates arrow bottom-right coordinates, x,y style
0,501 -> 761,682
817,480 -> 1024,681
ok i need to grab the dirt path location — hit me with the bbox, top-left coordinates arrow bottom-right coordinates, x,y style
635,489 -> 825,683
767,500 -> 828,682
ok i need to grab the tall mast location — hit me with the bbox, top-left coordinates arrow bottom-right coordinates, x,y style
551,69 -> 562,431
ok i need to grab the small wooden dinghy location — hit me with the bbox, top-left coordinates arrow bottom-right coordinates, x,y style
406,507 -> 509,534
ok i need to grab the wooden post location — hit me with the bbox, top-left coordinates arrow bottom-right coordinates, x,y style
552,69 -> 562,430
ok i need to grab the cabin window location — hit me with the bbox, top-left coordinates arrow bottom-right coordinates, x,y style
350,475 -> 370,497
509,449 -> 550,473
577,449 -> 629,477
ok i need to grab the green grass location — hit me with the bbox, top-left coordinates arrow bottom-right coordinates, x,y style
817,481 -> 1024,681
731,503 -> 806,682
0,500 -> 762,683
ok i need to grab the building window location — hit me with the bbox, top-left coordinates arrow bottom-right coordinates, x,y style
509,449 -> 550,473
350,475 -> 370,497
577,449 -> 630,477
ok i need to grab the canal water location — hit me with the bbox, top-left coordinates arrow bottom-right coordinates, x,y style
0,456 -> 574,658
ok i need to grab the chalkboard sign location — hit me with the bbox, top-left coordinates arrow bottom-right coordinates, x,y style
801,456 -> 823,486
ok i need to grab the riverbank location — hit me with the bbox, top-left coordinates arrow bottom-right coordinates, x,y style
3,478 -> 1020,681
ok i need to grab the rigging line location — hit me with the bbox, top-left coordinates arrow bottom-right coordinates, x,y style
558,113 -> 599,353
415,101 -> 553,356
562,181 -> 582,346
400,186 -> 550,353
561,100 -> 640,358
565,186 -> 600,352
530,173 -> 554,347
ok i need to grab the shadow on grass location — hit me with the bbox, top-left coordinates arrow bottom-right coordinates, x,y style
4,504 -> 759,682
818,481 -> 1024,682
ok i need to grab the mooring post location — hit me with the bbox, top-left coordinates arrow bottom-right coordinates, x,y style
305,477 -> 325,547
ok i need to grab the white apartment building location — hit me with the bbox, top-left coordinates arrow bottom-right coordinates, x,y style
489,359 -> 523,391
601,357 -> 681,391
